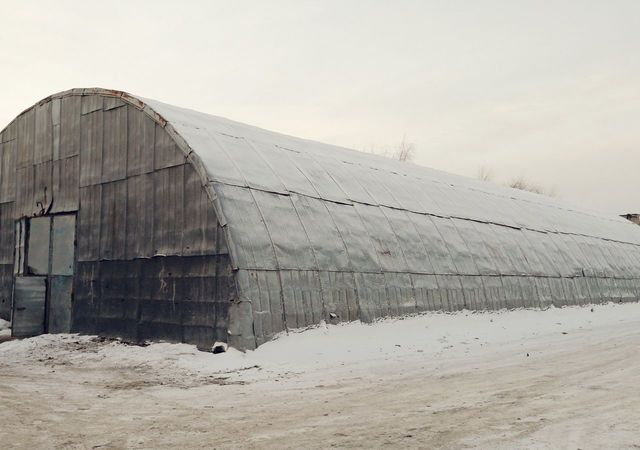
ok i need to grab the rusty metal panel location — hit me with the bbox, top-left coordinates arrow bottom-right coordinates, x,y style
51,215 -> 75,275
183,164 -> 217,256
79,110 -> 103,186
59,95 -> 81,159
127,107 -> 155,176
102,105 -> 127,182
48,276 -> 73,333
12,276 -> 46,337
280,270 -> 324,328
81,95 -> 103,115
16,109 -> 35,169
153,165 -> 184,256
318,270 -> 358,321
27,216 -> 50,275
154,123 -> 184,170
0,203 -> 14,265
34,102 -> 53,164
252,190 -> 316,270
0,139 -> 16,203
411,273 -> 440,311
33,161 -> 53,214
15,166 -> 34,218
354,272 -> 388,321
78,184 -> 102,261
52,156 -> 79,213
99,180 -> 127,260
125,173 -> 154,259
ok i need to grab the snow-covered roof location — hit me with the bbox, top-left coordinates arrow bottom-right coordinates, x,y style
137,94 -> 640,279
23,88 -> 639,279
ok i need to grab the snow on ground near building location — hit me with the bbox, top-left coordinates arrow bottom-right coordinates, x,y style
0,318 -> 10,337
1,303 -> 640,449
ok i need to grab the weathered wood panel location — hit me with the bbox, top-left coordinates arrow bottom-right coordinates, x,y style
183,164 -> 217,256
125,173 -> 154,259
0,139 -> 17,203
127,107 -> 155,176
52,156 -> 79,213
104,97 -> 125,111
99,180 -> 127,260
79,110 -> 103,186
0,202 -> 14,265
33,161 -> 53,214
153,164 -> 184,256
81,95 -> 103,115
15,166 -> 34,218
102,105 -> 127,183
52,98 -> 61,160
1,121 -> 17,142
34,102 -> 53,164
78,184 -> 102,261
59,96 -> 81,159
16,109 -> 35,169
155,123 -> 184,170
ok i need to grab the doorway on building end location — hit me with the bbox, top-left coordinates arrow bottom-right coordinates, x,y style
11,213 -> 76,337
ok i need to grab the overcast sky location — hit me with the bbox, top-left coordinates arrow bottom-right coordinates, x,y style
1,0 -> 638,216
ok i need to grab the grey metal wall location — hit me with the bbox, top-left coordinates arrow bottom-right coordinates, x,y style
3,88 -> 640,350
143,93 -> 640,348
0,91 -> 235,349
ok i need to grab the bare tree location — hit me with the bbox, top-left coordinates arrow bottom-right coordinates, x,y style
477,165 -> 494,182
508,176 -> 557,197
392,135 -> 415,163
365,135 -> 416,163
476,165 -> 557,197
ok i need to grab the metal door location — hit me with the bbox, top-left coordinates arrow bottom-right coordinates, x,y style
48,215 -> 76,333
12,276 -> 46,337
11,214 -> 76,337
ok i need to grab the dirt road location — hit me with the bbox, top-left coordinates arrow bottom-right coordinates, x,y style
1,304 -> 639,449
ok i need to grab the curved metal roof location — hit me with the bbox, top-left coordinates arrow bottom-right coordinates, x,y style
15,88 -> 640,279
138,94 -> 640,280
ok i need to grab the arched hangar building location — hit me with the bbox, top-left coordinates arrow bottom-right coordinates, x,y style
1,88 -> 639,349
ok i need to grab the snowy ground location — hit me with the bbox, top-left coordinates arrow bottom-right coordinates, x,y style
1,303 -> 639,449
